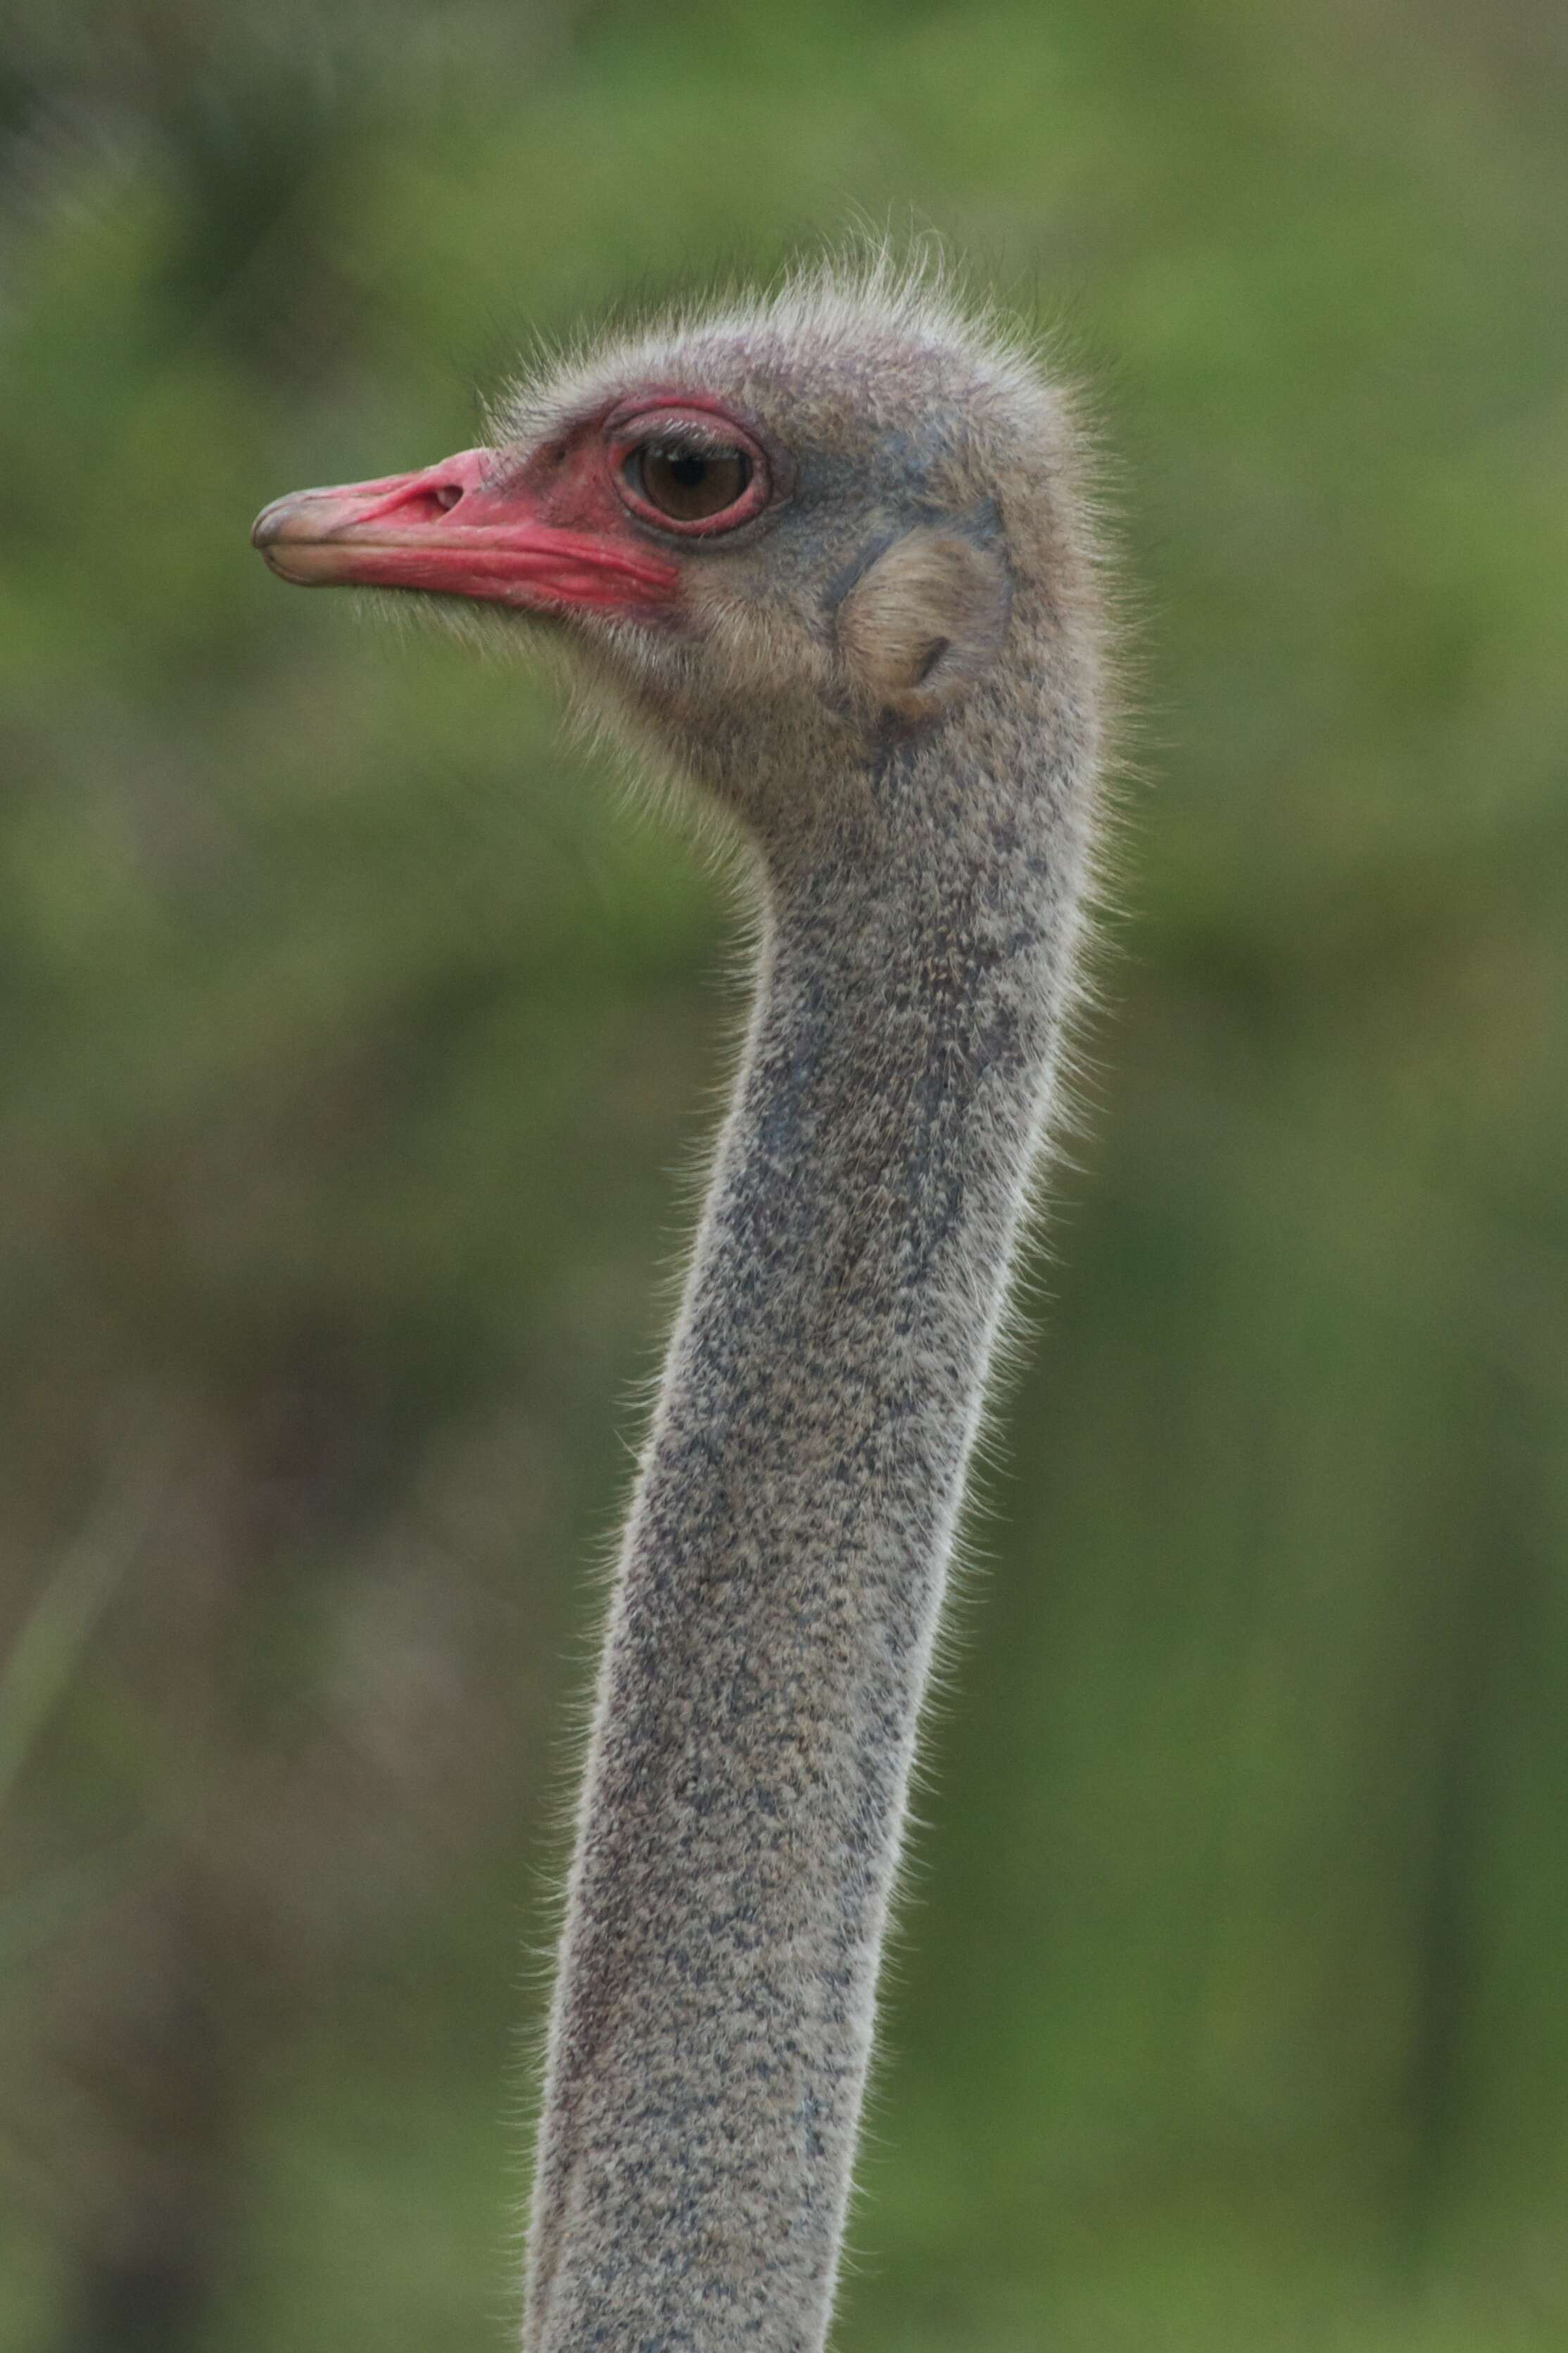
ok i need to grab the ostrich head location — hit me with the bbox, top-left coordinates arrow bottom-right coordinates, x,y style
253,263 -> 1104,862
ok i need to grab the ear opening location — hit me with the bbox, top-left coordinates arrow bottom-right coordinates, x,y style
837,529 -> 1012,724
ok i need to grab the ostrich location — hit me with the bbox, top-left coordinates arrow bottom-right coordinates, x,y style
253,261 -> 1112,2353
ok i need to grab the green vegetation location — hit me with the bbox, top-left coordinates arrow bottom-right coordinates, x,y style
1,2 -> 1565,2347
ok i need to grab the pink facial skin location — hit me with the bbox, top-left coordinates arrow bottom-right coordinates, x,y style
251,399 -> 769,618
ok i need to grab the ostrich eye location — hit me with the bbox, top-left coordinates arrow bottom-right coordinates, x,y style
627,441 -> 752,524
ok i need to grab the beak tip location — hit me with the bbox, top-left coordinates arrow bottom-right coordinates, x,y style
252,495 -> 339,582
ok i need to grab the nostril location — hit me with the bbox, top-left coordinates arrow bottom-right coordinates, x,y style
383,481 -> 467,526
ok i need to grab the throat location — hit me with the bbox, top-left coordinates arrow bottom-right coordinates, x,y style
694,864 -> 1050,1420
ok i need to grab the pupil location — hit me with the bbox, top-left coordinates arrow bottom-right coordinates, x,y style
669,454 -> 707,486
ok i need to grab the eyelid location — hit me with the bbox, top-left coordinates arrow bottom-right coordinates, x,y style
615,415 -> 745,464
605,400 -> 764,458
637,424 -> 734,456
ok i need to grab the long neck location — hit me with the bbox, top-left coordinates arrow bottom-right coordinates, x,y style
522,757 -> 1092,2352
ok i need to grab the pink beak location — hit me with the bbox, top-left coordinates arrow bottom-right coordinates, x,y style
251,448 -> 679,613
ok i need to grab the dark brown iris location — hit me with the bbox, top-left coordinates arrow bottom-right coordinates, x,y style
627,441 -> 752,523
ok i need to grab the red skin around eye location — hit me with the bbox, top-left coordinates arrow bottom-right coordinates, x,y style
250,395 -> 767,614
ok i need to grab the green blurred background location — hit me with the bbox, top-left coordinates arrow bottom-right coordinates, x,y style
2,2 -> 1565,2347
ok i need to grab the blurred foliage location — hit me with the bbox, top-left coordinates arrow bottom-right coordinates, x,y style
1,1 -> 1566,2347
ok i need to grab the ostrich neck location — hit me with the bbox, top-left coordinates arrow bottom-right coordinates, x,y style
524,771 -> 1087,2353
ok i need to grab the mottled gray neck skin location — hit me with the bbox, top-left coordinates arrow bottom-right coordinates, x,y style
523,676 -> 1094,2352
